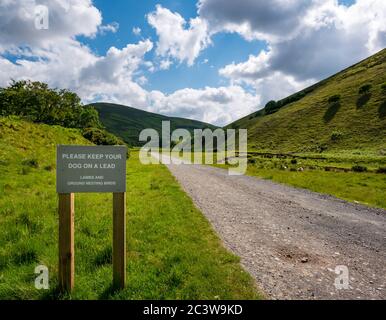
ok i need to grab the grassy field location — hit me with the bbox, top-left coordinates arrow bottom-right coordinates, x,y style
0,117 -> 261,300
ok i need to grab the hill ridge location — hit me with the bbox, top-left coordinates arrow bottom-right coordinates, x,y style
90,102 -> 217,146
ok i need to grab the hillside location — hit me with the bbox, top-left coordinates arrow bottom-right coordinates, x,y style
229,49 -> 386,154
90,103 -> 217,146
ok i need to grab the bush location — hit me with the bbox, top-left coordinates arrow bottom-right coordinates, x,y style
352,165 -> 367,173
358,84 -> 372,95
290,159 -> 297,164
331,130 -> 343,141
82,127 -> 125,146
264,100 -> 279,114
381,82 -> 386,92
376,167 -> 386,174
328,94 -> 341,104
82,128 -> 129,158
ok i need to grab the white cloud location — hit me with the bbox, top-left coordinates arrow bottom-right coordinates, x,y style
147,85 -> 259,125
0,0 -> 102,50
159,59 -> 172,70
132,27 -> 141,36
219,51 -> 271,82
136,75 -> 148,85
198,0 -> 313,42
80,40 -> 153,84
147,4 -> 210,66
98,22 -> 119,35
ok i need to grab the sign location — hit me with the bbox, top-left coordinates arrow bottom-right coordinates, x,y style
56,145 -> 127,292
56,145 -> 127,193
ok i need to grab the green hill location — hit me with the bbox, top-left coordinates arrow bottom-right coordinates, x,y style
229,49 -> 386,155
90,102 -> 217,146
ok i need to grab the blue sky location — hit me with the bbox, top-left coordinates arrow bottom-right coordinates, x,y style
1,0 -> 384,126
79,0 -> 267,94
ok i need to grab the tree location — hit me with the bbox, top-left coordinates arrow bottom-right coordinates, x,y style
0,80 -> 102,129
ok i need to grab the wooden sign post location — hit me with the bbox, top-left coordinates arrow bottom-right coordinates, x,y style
113,192 -> 126,289
56,145 -> 127,292
58,193 -> 74,291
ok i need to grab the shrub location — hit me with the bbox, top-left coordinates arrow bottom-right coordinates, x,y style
265,100 -> 279,114
352,165 -> 367,173
331,130 -> 343,141
358,84 -> 372,95
376,167 -> 386,174
381,82 -> 386,92
82,127 -> 125,147
328,94 -> 341,104
290,159 -> 297,164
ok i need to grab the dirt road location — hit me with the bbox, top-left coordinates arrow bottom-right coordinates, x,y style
155,155 -> 386,299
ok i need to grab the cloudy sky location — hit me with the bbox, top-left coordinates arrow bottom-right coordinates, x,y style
0,0 -> 385,126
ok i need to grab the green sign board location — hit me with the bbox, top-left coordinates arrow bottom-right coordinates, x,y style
56,145 -> 127,193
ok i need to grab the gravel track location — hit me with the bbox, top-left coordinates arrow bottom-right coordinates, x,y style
155,154 -> 386,300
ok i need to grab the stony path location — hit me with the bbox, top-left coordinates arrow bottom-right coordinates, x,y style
155,154 -> 386,299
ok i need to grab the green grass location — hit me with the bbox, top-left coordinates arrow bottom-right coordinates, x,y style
228,49 -> 386,155
0,117 -> 261,300
91,102 -> 217,147
243,168 -> 386,209
211,151 -> 386,210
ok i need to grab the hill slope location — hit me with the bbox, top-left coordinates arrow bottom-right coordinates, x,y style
229,49 -> 386,154
90,103 -> 217,146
